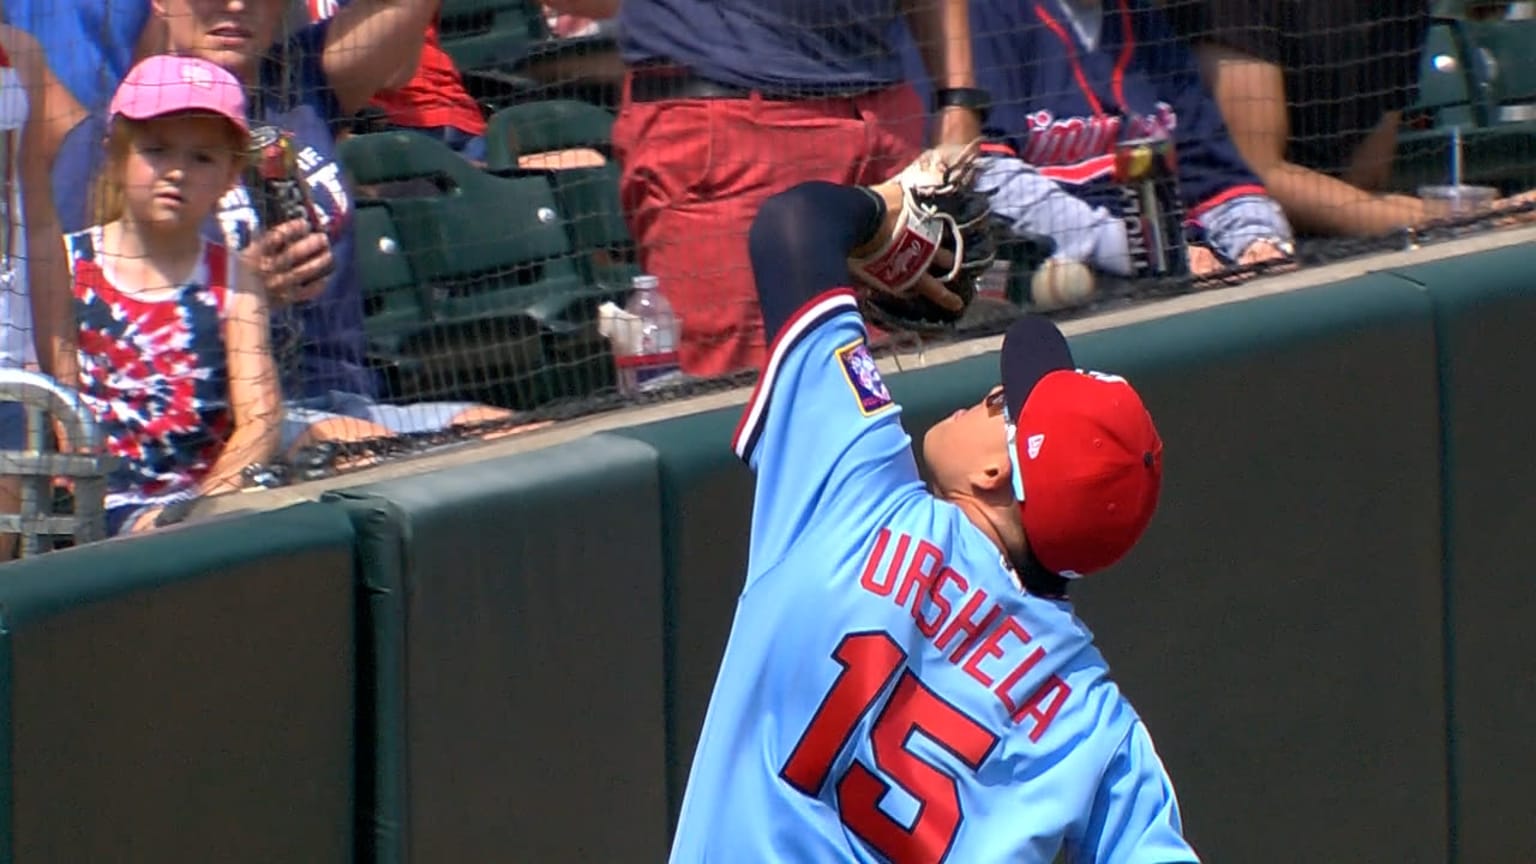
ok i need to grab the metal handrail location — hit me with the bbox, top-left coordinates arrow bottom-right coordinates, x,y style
0,369 -> 120,557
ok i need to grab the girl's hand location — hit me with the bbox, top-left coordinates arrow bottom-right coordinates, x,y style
245,218 -> 334,305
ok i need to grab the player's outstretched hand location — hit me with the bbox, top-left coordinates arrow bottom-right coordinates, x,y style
849,140 -> 997,332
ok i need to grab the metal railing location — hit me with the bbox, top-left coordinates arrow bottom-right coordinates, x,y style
0,369 -> 119,557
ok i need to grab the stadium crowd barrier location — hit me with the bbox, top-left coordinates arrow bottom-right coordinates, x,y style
0,503 -> 355,864
324,435 -> 670,864
0,241 -> 1533,863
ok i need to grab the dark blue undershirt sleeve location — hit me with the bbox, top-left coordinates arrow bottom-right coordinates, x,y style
748,181 -> 885,344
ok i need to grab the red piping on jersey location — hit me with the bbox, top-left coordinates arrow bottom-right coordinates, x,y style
1112,0 -> 1135,108
1033,5 -> 1104,116
980,141 -> 1017,158
1034,0 -> 1138,119
731,287 -> 859,460
1186,184 -> 1270,223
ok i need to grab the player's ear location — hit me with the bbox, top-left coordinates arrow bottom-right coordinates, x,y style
971,460 -> 1012,498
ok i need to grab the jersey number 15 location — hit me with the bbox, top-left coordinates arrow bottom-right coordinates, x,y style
780,631 -> 1000,864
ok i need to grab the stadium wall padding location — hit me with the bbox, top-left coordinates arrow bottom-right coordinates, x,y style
1382,246 -> 1536,864
324,433 -> 670,864
0,502 -> 356,864
4,242 -> 1536,863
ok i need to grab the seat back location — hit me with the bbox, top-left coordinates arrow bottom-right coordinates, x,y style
484,99 -> 616,169
340,131 -> 595,323
1407,20 -> 1483,129
438,0 -> 546,71
353,202 -> 428,344
338,131 -> 622,407
1465,19 -> 1536,121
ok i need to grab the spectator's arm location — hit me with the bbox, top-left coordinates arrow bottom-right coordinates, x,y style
321,0 -> 438,116
542,0 -> 620,17
901,0 -> 980,146
1140,11 -> 1292,258
1196,42 -> 1425,237
6,26 -> 79,386
196,259 -> 280,497
977,154 -> 1134,276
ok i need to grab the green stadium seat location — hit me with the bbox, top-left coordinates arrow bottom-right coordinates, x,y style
484,99 -> 615,167
339,131 -> 623,407
545,163 -> 632,254
1393,16 -> 1536,194
547,163 -> 642,289
1462,19 -> 1536,123
484,101 -> 638,286
1404,20 -> 1484,129
353,203 -> 428,337
443,2 -> 619,112
438,0 -> 543,73
352,202 -> 434,399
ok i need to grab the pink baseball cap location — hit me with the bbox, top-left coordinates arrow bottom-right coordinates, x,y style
109,55 -> 249,141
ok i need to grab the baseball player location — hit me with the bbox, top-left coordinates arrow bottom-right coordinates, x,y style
971,0 -> 1293,282
669,146 -> 1198,862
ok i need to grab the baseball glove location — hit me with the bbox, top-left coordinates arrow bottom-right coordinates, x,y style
849,141 -> 998,333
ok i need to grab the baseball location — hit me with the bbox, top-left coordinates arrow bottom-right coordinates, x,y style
1030,258 -> 1097,311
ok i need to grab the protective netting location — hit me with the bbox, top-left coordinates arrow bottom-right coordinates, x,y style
1,0 -> 1535,550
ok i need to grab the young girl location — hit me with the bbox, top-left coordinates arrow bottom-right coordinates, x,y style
72,55 -> 279,537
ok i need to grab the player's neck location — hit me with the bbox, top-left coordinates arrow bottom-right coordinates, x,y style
946,493 -> 1027,562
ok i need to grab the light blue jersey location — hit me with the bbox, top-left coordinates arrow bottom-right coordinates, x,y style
670,288 -> 1198,864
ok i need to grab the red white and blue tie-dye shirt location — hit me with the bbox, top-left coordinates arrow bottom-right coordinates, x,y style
68,227 -> 235,518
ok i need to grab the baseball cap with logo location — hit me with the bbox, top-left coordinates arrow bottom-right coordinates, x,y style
999,315 -> 1163,578
109,55 -> 249,145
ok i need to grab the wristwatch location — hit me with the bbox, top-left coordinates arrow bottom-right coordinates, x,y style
932,87 -> 992,124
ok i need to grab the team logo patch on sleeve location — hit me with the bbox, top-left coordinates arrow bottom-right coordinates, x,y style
836,339 -> 894,415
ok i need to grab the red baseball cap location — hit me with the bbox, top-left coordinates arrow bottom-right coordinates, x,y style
1000,316 -> 1163,578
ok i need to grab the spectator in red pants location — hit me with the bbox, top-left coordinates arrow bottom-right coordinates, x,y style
548,0 -> 986,377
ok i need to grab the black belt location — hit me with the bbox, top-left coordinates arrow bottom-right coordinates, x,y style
628,67 -> 882,103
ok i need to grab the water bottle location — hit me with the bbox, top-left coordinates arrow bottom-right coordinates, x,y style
614,274 -> 682,396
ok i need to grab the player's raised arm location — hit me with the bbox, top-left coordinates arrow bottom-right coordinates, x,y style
745,181 -> 889,347
730,149 -> 993,572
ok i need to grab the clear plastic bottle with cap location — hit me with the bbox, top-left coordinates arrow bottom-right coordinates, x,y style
614,274 -> 682,396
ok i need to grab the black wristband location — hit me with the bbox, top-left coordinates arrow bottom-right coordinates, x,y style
932,87 -> 992,123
